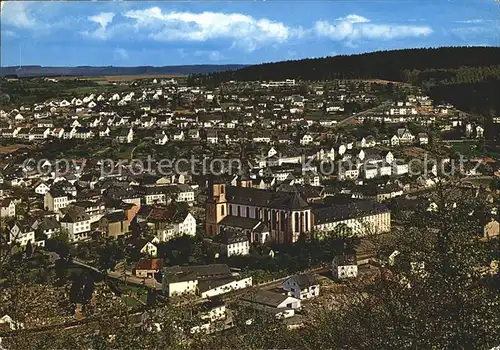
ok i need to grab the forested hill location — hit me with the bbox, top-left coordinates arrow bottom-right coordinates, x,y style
188,47 -> 500,85
0,64 -> 248,78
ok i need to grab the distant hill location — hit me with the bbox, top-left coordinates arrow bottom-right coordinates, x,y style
189,47 -> 500,84
188,47 -> 500,133
0,64 -> 248,78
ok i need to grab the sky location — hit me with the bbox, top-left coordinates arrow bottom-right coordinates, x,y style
0,0 -> 499,67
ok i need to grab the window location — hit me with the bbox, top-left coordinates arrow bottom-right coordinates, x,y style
221,206 -> 225,216
237,206 -> 241,216
228,205 -> 233,214
246,207 -> 250,218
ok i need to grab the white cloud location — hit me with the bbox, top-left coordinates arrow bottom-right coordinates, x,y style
315,14 -> 432,42
82,12 -> 115,39
123,7 -> 299,51
89,12 -> 115,29
336,14 -> 370,24
454,19 -> 485,24
1,30 -> 18,38
0,1 -> 36,28
194,50 -> 227,62
114,48 -> 129,60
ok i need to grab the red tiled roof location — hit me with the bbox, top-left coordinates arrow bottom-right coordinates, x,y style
135,258 -> 164,271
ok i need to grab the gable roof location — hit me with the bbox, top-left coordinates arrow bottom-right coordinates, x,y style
313,199 -> 389,224
164,264 -> 232,279
288,273 -> 318,288
226,186 -> 309,210
135,258 -> 164,271
60,206 -> 90,223
219,215 -> 261,230
243,290 -> 296,308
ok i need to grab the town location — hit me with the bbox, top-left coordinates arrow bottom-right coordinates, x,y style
0,74 -> 499,347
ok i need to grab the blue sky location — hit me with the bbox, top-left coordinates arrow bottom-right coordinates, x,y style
1,0 -> 499,66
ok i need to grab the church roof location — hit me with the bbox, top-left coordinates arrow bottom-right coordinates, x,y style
226,186 -> 310,210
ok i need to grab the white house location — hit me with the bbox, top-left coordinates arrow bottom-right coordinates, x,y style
60,206 -> 91,242
418,133 -> 429,145
282,274 -> 320,300
34,182 -> 50,195
173,184 -> 195,205
252,135 -> 271,144
154,211 -> 197,242
396,128 -> 415,144
300,134 -> 314,146
0,199 -> 16,218
392,163 -> 409,176
332,254 -> 358,279
173,130 -> 185,141
390,135 -> 400,147
154,132 -> 169,145
215,230 -> 250,257
356,136 -> 376,148
0,314 -> 24,331
243,290 -> 302,310
206,130 -> 218,144
476,125 -> 484,138
140,240 -> 159,257
8,222 -> 35,247
44,188 -> 71,212
163,274 -> 199,297
116,128 -> 134,144
200,276 -> 253,298
174,212 -> 197,237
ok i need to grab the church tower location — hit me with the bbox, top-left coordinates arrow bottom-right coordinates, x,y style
205,179 -> 228,236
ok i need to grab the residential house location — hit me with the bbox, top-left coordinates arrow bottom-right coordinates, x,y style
98,126 -> 110,137
154,131 -> 169,145
418,132 -> 429,145
116,128 -> 134,144
162,271 -> 199,297
483,218 -> 499,240
33,216 -> 61,241
98,211 -> 130,238
188,129 -> 201,140
34,181 -> 50,195
141,207 -> 197,241
282,273 -> 320,300
0,198 -> 16,218
60,206 -> 91,242
356,136 -> 376,148
198,276 -> 253,298
332,253 -> 358,279
242,290 -> 301,310
396,128 -> 415,144
139,239 -> 159,257
52,128 -> 64,139
173,184 -> 195,205
173,130 -> 185,141
390,135 -> 400,147
8,221 -> 35,246
300,134 -> 314,146
206,130 -> 218,144
44,187 -> 71,212
135,258 -> 164,279
29,127 -> 51,140
213,229 -> 250,257
73,127 -> 94,140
